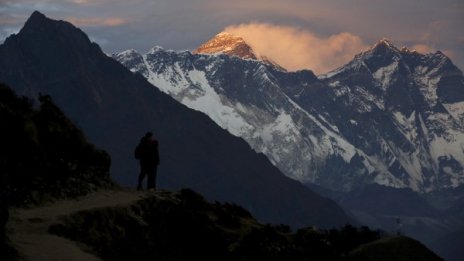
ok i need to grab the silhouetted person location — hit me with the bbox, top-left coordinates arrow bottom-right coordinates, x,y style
135,132 -> 160,190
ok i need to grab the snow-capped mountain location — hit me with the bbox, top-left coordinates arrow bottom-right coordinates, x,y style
114,47 -> 376,191
316,39 -> 464,191
194,32 -> 258,60
194,32 -> 285,71
114,35 -> 464,192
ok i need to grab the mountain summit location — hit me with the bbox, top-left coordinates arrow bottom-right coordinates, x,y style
194,32 -> 285,71
194,32 -> 258,59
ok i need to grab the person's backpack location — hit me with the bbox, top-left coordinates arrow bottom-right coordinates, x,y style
134,143 -> 142,159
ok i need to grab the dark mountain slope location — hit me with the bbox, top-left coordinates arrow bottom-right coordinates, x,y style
0,11 -> 350,228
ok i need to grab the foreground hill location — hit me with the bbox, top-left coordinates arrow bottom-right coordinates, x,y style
8,189 -> 443,261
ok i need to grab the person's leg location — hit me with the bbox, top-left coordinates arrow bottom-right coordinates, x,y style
137,169 -> 146,190
147,167 -> 157,190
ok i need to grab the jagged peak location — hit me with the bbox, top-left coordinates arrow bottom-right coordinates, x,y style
194,31 -> 286,71
433,50 -> 447,58
147,45 -> 178,55
369,38 -> 401,53
376,38 -> 396,47
194,31 -> 257,60
400,46 -> 415,53
198,32 -> 249,51
119,49 -> 139,55
215,31 -> 237,38
212,31 -> 245,41
351,38 -> 402,62
149,45 -> 165,53
324,37 -> 460,80
112,49 -> 142,60
9,10 -> 93,51
29,11 -> 47,21
21,11 -> 50,31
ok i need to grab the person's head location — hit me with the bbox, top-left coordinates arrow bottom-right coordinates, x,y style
145,132 -> 153,138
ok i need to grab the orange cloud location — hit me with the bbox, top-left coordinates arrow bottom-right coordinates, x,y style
443,50 -> 457,60
67,17 -> 128,27
68,0 -> 90,3
412,44 -> 434,54
458,36 -> 464,44
411,44 -> 456,60
67,0 -> 106,4
225,23 -> 367,74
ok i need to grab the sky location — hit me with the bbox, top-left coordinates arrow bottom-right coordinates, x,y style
1,0 -> 463,74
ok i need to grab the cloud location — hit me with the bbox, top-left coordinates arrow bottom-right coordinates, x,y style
409,43 -> 457,62
412,44 -> 434,54
67,17 -> 128,27
67,0 -> 91,4
0,0 -> 462,71
225,23 -> 368,74
66,0 -> 108,5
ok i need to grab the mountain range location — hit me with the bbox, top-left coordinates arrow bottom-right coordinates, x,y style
0,81 -> 440,261
115,33 -> 464,193
0,11 -> 351,229
114,32 -> 464,260
1,11 -> 463,260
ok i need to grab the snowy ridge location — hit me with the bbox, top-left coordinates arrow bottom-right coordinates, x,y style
115,48 -> 377,189
321,39 -> 464,191
114,39 -> 464,192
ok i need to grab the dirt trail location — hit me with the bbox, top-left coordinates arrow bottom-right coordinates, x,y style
6,189 -> 149,261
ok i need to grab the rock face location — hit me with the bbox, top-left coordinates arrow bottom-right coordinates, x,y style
0,11 -> 351,229
116,35 -> 464,193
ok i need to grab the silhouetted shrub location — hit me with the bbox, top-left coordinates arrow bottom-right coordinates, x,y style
50,188 -> 442,261
0,83 -> 114,206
